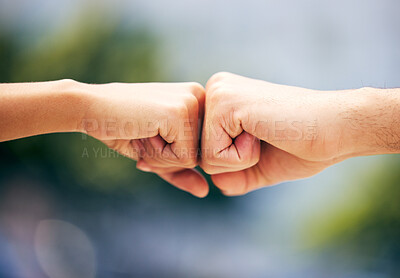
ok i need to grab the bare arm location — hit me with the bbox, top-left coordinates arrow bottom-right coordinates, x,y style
200,72 -> 400,196
0,79 -> 208,197
335,87 -> 400,156
0,79 -> 87,142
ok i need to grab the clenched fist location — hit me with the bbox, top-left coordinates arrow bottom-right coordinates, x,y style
1,75 -> 398,198
80,82 -> 208,197
201,72 -> 396,196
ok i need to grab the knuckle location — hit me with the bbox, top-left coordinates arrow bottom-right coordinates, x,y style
183,94 -> 199,111
208,72 -> 230,84
207,86 -> 226,104
208,84 -> 236,102
185,82 -> 205,105
187,81 -> 205,93
166,102 -> 189,119
192,83 -> 206,104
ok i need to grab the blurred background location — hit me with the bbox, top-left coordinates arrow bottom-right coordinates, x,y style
0,0 -> 399,277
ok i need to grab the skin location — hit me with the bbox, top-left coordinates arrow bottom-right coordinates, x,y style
0,74 -> 399,197
0,79 -> 208,197
201,72 -> 400,196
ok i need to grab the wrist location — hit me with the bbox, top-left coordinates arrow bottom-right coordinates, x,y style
331,87 -> 400,158
54,79 -> 92,133
76,82 -> 147,140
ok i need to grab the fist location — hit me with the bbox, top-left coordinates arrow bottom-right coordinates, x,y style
81,82 -> 209,197
201,72 -> 345,196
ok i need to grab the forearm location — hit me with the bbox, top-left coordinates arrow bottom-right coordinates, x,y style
0,79 -> 88,142
334,87 -> 400,157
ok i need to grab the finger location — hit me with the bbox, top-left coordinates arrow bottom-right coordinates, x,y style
211,144 -> 327,196
205,132 -> 260,167
198,164 -> 250,175
136,160 -> 209,198
211,167 -> 262,196
206,72 -> 231,90
186,82 -> 205,123
211,145 -> 287,196
159,168 -> 209,198
140,136 -> 192,167
147,135 -> 188,166
139,137 -> 168,166
136,159 -> 183,174
167,120 -> 198,167
160,91 -> 201,168
200,134 -> 261,174
129,139 -> 146,160
201,129 -> 260,173
206,72 -> 245,91
103,139 -> 141,161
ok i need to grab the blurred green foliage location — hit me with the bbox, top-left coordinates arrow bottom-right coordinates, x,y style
0,13 -> 166,193
2,14 -> 163,83
0,11 -> 223,200
1,8 -> 399,276
304,155 -> 400,274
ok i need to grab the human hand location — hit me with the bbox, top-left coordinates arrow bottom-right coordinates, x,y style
201,72 -> 366,196
2,78 -> 397,198
80,82 -> 208,197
